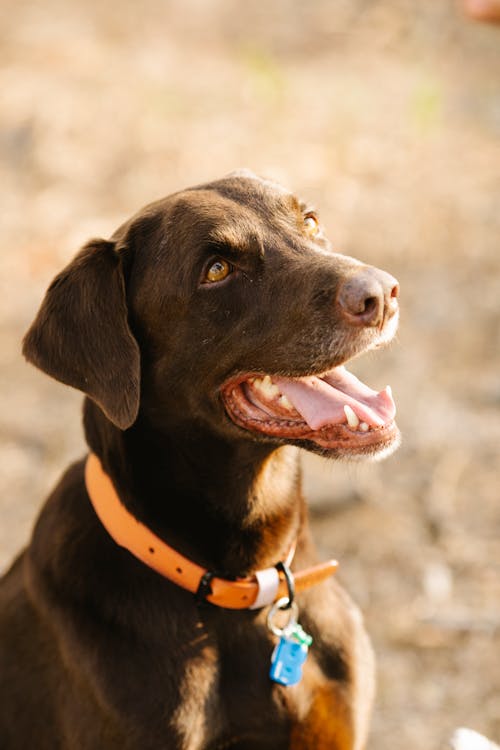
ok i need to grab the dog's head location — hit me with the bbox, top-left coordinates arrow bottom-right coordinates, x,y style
23,171 -> 400,459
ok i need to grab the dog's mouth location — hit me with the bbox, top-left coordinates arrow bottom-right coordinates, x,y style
221,364 -> 399,456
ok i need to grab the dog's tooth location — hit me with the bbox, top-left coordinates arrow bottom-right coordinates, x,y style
359,422 -> 369,432
253,377 -> 263,388
344,405 -> 360,429
385,385 -> 392,398
279,394 -> 294,410
259,375 -> 280,399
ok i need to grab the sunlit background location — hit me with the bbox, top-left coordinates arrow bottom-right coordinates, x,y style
1,1 -> 499,747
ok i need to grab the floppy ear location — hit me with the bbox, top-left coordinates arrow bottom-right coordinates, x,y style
23,239 -> 140,430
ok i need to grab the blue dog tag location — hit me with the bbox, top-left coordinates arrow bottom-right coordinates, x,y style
269,623 -> 313,687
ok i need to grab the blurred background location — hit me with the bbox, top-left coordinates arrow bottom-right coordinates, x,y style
1,0 -> 499,747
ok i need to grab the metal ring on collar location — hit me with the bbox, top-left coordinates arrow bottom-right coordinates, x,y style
267,596 -> 299,637
275,560 -> 295,610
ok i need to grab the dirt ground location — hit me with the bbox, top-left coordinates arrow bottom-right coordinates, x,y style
1,1 -> 499,747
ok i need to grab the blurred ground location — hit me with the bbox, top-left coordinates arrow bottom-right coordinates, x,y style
1,1 -> 499,747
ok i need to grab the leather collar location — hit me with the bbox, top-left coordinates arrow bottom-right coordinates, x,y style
85,452 -> 338,610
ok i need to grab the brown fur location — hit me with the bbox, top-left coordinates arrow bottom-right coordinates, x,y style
0,171 -> 398,749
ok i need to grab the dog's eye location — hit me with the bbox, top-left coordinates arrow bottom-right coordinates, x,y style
204,258 -> 233,283
303,213 -> 320,237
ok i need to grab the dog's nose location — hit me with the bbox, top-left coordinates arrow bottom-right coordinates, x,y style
337,267 -> 399,327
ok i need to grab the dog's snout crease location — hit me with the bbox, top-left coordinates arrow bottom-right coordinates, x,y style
337,267 -> 399,327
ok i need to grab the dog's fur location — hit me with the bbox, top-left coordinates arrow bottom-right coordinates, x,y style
0,171 -> 399,749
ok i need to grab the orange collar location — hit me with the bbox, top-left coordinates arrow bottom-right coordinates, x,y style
84,453 -> 338,610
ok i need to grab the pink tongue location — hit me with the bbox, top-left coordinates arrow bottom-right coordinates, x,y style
274,366 -> 396,430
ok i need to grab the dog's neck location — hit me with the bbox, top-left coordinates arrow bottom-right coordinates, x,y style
83,401 -> 304,576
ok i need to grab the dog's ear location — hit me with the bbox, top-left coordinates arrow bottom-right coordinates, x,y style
23,239 -> 140,430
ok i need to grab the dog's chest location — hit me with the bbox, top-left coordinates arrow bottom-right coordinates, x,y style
169,625 -> 328,750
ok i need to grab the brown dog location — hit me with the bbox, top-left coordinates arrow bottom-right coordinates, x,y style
0,171 -> 400,750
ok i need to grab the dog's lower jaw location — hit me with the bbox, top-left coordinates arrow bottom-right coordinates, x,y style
295,424 -> 401,462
